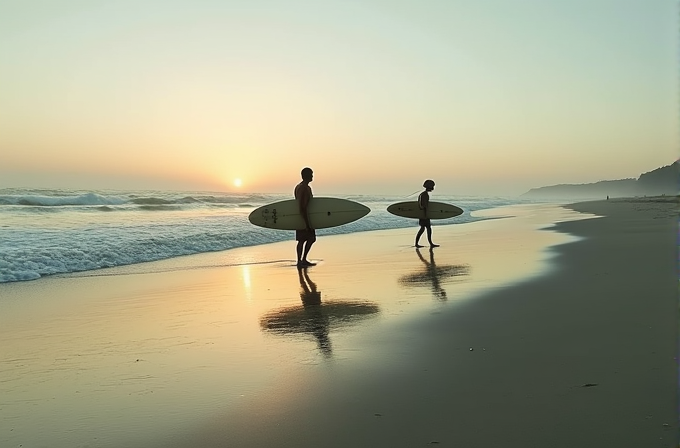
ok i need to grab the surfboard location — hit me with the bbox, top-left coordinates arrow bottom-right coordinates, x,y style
248,197 -> 370,230
386,201 -> 464,220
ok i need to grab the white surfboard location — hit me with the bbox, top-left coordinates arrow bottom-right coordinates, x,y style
248,197 -> 370,230
387,201 -> 463,220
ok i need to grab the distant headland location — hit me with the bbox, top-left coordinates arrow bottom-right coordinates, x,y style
521,162 -> 679,199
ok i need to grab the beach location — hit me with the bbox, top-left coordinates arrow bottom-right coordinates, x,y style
1,198 -> 677,448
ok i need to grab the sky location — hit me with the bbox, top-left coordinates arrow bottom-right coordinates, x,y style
0,0 -> 677,195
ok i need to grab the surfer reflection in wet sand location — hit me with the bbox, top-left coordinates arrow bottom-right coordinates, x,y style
259,267 -> 330,357
295,167 -> 316,267
259,269 -> 380,358
399,248 -> 470,301
297,267 -> 331,356
418,248 -> 446,300
415,179 -> 440,248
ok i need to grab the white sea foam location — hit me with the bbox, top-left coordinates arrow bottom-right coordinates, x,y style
0,192 -> 127,207
0,188 -> 539,283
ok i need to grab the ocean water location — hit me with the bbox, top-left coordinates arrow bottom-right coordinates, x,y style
0,188 -> 543,283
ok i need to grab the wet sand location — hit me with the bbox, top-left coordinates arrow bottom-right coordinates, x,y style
0,199 -> 677,447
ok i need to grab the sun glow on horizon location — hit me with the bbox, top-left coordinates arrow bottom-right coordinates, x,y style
233,178 -> 243,188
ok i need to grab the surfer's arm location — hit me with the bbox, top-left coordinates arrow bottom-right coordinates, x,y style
419,192 -> 429,212
298,189 -> 313,230
301,207 -> 312,230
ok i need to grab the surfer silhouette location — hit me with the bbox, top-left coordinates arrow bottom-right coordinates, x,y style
415,179 -> 440,248
295,167 -> 316,267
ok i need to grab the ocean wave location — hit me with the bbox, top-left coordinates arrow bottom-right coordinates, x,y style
0,226 -> 285,283
177,196 -> 201,204
131,197 -> 173,205
0,192 -> 127,207
0,190 -> 279,208
191,195 -> 266,204
138,205 -> 180,211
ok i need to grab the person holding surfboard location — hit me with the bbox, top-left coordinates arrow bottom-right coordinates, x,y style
415,179 -> 440,248
294,167 -> 317,267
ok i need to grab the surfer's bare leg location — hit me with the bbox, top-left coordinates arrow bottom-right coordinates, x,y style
301,240 -> 315,265
296,232 -> 317,266
296,228 -> 317,266
415,226 -> 426,247
296,240 -> 305,265
427,227 -> 439,247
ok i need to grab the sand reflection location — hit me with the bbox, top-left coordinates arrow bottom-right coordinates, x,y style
398,248 -> 470,300
259,268 -> 380,357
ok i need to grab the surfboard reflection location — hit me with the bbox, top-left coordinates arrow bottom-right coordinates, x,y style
259,268 -> 380,357
398,248 -> 470,300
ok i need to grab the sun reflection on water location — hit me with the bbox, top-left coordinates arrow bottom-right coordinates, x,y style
241,264 -> 252,301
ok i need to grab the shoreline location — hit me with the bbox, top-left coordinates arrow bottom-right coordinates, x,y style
0,192 -> 538,284
0,203 -> 533,285
1,199 -> 677,448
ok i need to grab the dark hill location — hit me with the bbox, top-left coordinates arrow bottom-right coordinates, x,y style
522,162 -> 678,199
637,163 -> 679,195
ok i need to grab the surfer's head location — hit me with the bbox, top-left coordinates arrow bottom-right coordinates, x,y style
301,167 -> 313,182
423,179 -> 435,191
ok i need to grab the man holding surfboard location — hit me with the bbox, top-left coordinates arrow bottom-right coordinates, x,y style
294,167 -> 316,267
415,179 -> 440,248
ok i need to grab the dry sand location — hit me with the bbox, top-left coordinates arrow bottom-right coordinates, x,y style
1,198 -> 677,448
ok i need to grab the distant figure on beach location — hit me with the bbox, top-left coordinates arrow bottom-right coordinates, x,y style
415,179 -> 440,248
295,167 -> 316,267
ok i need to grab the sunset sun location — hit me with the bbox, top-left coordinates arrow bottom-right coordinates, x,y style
233,178 -> 242,188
